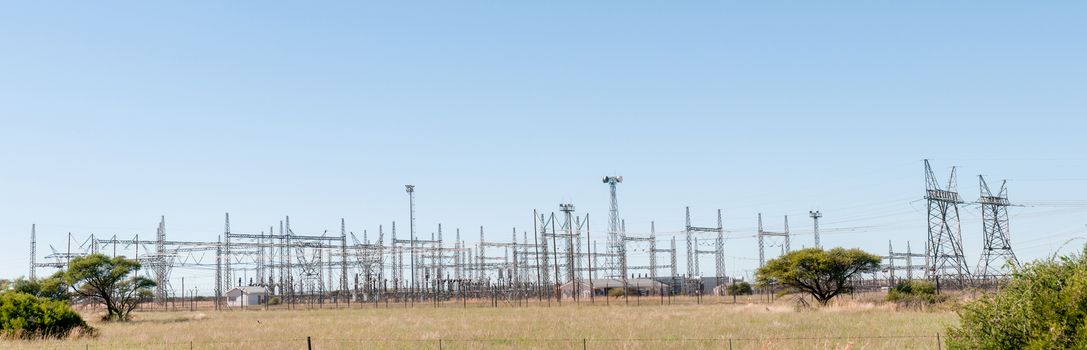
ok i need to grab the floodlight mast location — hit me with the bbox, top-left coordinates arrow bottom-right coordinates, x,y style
603,176 -> 622,278
809,211 -> 822,249
405,185 -> 416,298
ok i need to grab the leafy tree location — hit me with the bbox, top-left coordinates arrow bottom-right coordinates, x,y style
11,272 -> 70,301
63,254 -> 155,322
0,279 -> 11,292
0,292 -> 92,339
755,247 -> 880,306
947,246 -> 1087,349
727,281 -> 754,296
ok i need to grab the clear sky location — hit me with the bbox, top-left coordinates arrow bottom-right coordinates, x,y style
2,2 -> 1085,292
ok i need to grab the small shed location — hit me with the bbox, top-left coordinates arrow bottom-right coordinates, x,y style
226,286 -> 268,307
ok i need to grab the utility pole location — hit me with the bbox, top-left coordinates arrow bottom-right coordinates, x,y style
215,235 -> 222,311
341,218 -> 349,301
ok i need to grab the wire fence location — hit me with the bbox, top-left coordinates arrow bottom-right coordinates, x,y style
21,334 -> 948,349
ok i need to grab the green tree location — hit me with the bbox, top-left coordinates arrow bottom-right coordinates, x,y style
0,292 -> 92,339
755,247 -> 880,306
64,254 -> 155,321
11,272 -> 70,301
727,281 -> 754,296
946,246 -> 1087,349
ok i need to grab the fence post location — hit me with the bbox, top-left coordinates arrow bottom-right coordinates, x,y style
307,336 -> 312,350
729,338 -> 733,350
439,338 -> 443,350
936,333 -> 942,350
582,338 -> 587,350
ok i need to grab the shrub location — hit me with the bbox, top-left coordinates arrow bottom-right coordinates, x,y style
727,282 -> 754,296
10,273 -> 70,301
0,292 -> 93,339
607,288 -> 625,298
267,296 -> 281,306
946,246 -> 1087,349
887,280 -> 936,301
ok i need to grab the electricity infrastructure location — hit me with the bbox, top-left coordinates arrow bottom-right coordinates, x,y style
684,207 -> 725,294
757,214 -> 790,268
24,165 -> 1036,310
924,159 -> 971,285
884,241 -> 926,285
975,175 -> 1019,279
602,176 -> 623,279
809,211 -> 822,249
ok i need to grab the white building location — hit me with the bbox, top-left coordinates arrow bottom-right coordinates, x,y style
226,286 -> 268,307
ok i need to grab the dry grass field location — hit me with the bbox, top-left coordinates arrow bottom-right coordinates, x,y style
2,296 -> 957,350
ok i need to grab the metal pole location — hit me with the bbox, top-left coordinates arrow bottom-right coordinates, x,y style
532,210 -> 543,302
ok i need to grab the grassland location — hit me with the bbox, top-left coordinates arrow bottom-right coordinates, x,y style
4,296 -> 957,349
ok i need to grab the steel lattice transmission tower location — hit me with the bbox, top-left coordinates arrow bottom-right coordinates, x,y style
809,211 -> 822,249
924,160 -> 970,283
152,215 -> 172,304
603,176 -> 623,278
976,175 -> 1019,278
30,224 -> 36,280
223,213 -> 231,291
684,208 -> 724,282
757,213 -> 790,268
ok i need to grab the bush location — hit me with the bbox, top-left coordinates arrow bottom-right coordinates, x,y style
267,296 -> 281,306
887,280 -> 936,301
0,292 -> 93,339
946,246 -> 1087,349
607,288 -> 625,298
887,280 -> 946,309
10,273 -> 70,301
727,282 -> 754,296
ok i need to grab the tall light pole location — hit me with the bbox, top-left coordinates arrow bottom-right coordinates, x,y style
603,176 -> 623,278
809,211 -> 822,249
406,185 -> 416,299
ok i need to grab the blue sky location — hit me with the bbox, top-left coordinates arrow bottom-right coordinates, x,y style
2,2 -> 1085,291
